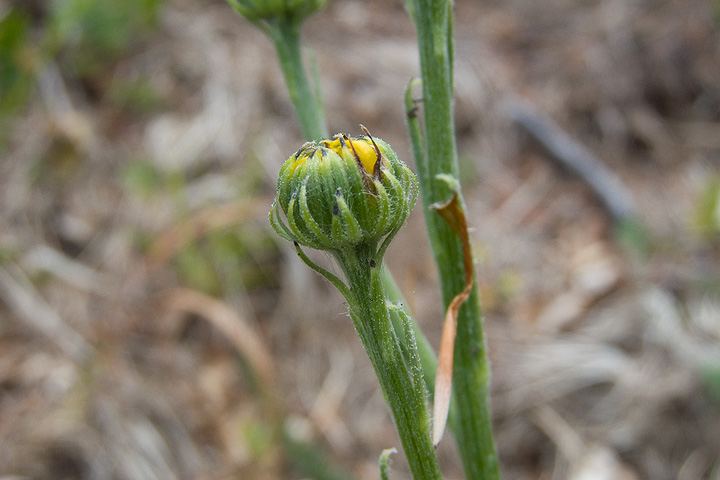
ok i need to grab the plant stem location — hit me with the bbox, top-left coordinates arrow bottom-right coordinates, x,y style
264,11 -> 449,477
264,16 -> 439,404
335,244 -> 443,480
268,19 -> 328,140
407,0 -> 500,478
269,17 -> 449,467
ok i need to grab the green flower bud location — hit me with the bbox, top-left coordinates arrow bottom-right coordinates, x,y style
270,130 -> 417,253
227,0 -> 327,24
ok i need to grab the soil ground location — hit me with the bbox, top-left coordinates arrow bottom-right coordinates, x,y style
1,1 -> 720,479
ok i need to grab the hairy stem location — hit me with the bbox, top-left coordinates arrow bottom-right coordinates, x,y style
406,0 -> 500,478
335,245 -> 443,480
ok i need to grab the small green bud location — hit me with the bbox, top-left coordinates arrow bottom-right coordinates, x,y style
270,130 -> 417,253
227,0 -> 327,24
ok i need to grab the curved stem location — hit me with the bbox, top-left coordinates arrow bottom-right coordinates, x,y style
293,242 -> 351,301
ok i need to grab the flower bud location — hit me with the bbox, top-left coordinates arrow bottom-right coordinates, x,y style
270,130 -> 417,253
227,0 -> 327,24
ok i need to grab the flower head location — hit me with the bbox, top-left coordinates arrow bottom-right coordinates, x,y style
227,0 -> 327,24
270,128 -> 417,253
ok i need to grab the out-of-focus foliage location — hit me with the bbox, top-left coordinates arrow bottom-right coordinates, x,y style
227,0 -> 327,25
701,363 -> 720,409
121,159 -> 164,196
107,75 -> 165,117
0,0 -> 163,127
47,0 -> 162,76
0,8 -> 37,120
695,176 -> 720,240
174,227 -> 279,296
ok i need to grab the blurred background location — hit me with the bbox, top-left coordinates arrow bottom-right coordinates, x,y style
1,0 -> 720,479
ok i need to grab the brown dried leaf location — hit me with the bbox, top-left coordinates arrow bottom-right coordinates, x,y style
430,192 -> 474,446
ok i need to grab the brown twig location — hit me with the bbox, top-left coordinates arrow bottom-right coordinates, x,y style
503,98 -> 637,223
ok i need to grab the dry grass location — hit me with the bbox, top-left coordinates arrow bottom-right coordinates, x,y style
1,0 -> 719,479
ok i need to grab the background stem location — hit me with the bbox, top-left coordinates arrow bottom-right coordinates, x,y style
268,19 -> 328,140
406,0 -> 500,478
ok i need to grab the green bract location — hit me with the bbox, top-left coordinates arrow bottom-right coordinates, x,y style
270,132 -> 417,253
227,0 -> 327,24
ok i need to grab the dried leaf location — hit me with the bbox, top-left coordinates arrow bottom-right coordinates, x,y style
430,191 -> 474,445
162,288 -> 275,384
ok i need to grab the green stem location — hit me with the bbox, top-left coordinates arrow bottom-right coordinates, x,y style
265,16 -> 439,412
335,245 -> 443,480
261,10 -> 459,477
268,19 -> 328,140
407,0 -> 500,478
